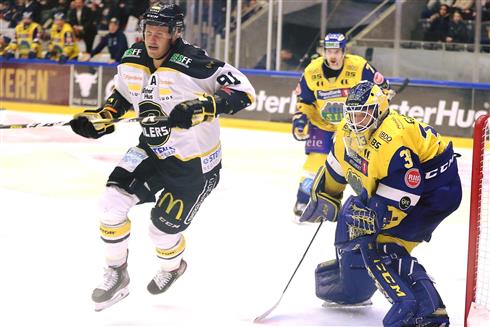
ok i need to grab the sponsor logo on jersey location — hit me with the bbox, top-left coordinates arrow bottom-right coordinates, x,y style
321,102 -> 344,122
158,192 -> 184,221
152,146 -> 176,158
122,73 -> 142,81
379,131 -> 392,142
139,101 -> 171,146
404,168 -> 421,188
201,146 -> 222,173
170,53 -> 192,68
345,151 -> 369,176
123,48 -> 142,58
399,196 -> 411,210
317,89 -> 342,100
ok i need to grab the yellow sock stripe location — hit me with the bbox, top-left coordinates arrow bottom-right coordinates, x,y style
100,219 -> 131,243
156,235 -> 186,260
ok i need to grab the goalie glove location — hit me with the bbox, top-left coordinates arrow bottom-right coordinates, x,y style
340,195 -> 379,238
169,95 -> 216,129
291,111 -> 309,141
70,107 -> 116,139
300,166 -> 341,223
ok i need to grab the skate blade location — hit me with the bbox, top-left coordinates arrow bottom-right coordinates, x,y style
94,286 -> 129,312
322,299 -> 372,309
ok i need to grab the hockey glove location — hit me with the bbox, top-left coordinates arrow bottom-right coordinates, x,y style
300,166 -> 341,223
340,195 -> 379,239
70,107 -> 116,139
169,95 -> 216,129
292,111 -> 309,141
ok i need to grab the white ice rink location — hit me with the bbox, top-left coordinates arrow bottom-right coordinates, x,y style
0,111 -> 473,327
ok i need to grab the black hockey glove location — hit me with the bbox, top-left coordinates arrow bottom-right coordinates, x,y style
70,107 -> 116,139
169,95 -> 216,129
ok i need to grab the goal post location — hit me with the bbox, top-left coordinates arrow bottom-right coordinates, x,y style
465,114 -> 490,326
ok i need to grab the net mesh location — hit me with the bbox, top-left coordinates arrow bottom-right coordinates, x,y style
475,118 -> 490,310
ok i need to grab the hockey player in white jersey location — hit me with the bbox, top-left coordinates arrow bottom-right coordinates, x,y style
69,3 -> 255,311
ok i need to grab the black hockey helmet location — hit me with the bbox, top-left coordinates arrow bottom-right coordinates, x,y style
140,3 -> 184,34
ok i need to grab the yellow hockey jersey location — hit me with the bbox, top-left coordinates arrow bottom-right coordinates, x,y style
48,23 -> 79,59
296,54 -> 382,132
324,111 -> 457,234
6,22 -> 41,58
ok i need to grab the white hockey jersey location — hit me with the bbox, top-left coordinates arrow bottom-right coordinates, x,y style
115,39 -> 256,173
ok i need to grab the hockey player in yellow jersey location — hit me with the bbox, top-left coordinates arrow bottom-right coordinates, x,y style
3,11 -> 41,59
300,81 -> 461,326
292,33 -> 389,221
45,12 -> 79,63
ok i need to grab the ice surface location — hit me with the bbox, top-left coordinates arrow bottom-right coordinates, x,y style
0,112 -> 473,327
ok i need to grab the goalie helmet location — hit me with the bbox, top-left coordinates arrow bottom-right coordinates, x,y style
344,81 -> 389,135
140,3 -> 185,34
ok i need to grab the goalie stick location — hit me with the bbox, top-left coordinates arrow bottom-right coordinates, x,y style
254,219 -> 324,323
0,115 -> 169,130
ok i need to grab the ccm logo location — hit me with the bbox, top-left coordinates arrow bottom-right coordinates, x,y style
425,154 -> 457,179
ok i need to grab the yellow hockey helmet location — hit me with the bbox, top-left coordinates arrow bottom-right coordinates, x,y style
344,80 -> 389,135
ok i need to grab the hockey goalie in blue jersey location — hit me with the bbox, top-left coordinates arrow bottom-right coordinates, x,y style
300,81 -> 462,327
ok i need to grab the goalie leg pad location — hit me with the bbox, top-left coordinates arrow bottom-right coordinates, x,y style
360,243 -> 418,327
378,243 -> 447,319
315,250 -> 377,305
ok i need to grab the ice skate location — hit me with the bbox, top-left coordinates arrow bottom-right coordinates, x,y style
322,298 -> 373,309
92,262 -> 130,312
147,260 -> 187,295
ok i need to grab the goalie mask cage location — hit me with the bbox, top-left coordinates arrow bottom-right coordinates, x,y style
466,114 -> 490,326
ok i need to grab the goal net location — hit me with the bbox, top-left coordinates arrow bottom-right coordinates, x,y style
466,114 -> 490,327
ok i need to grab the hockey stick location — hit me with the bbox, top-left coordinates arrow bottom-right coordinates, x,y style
254,219 -> 324,323
393,78 -> 410,95
0,115 -> 169,130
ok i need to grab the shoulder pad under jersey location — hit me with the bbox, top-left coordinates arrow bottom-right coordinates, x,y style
165,39 -> 225,79
120,42 -> 153,67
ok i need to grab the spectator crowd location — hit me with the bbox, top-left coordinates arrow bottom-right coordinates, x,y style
421,0 -> 490,47
0,0 -> 150,63
0,0 -> 265,63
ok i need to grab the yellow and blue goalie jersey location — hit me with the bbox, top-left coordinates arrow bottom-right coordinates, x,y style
296,54 -> 384,132
49,23 -> 79,59
6,22 -> 41,58
324,111 -> 459,246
